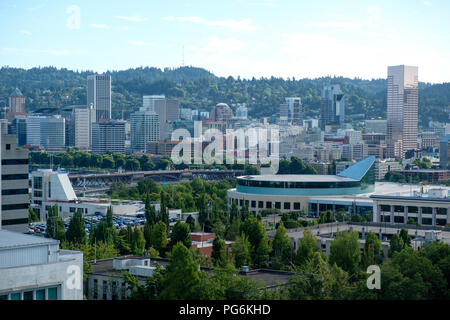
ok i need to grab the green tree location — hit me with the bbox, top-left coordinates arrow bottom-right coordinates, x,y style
231,234 -> 251,268
329,230 -> 361,276
362,232 -> 382,267
131,227 -> 146,256
185,215 -> 196,232
159,242 -> 201,299
212,236 -> 228,267
388,234 -> 404,258
399,228 -> 411,248
170,221 -> 192,249
294,229 -> 317,267
271,222 -> 292,268
46,205 -> 65,241
241,215 -> 270,267
66,209 -> 87,244
28,207 -> 39,223
150,221 -> 168,256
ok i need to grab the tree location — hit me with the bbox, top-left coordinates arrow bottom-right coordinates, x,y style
66,209 -> 87,244
212,236 -> 228,267
231,234 -> 251,268
46,205 -> 65,241
225,215 -> 241,241
240,215 -> 270,267
294,229 -> 317,267
388,234 -> 404,258
271,222 -> 292,268
106,206 -> 113,228
329,230 -> 361,276
170,221 -> 192,249
362,232 -> 382,267
144,194 -> 157,225
399,228 -> 411,248
28,207 -> 39,223
131,227 -> 146,256
185,215 -> 196,232
159,242 -> 201,299
150,221 -> 168,256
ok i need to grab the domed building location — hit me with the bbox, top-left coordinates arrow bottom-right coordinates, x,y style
211,103 -> 233,121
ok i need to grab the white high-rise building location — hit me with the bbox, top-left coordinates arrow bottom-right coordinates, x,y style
279,98 -> 303,126
387,65 -> 418,159
131,108 -> 160,153
143,95 -> 179,140
87,74 -> 112,121
74,105 -> 96,150
26,115 -> 65,149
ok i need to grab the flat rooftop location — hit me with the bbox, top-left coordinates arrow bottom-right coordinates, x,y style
238,175 -> 357,183
0,230 -> 58,250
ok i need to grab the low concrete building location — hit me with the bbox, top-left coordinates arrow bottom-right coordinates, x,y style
0,230 -> 83,300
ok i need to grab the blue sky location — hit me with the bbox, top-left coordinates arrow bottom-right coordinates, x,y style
1,0 -> 449,83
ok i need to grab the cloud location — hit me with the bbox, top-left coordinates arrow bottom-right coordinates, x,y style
128,40 -> 153,46
20,30 -> 32,36
37,49 -> 70,56
115,16 -> 146,22
91,24 -> 109,29
163,16 -> 259,31
312,21 -> 362,29
367,5 -> 381,28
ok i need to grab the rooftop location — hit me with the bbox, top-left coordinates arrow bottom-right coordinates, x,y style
238,175 -> 357,183
0,230 -> 58,250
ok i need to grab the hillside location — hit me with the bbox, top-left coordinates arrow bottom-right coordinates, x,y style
0,66 -> 448,126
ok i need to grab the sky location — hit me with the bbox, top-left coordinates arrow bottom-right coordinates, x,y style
1,0 -> 450,83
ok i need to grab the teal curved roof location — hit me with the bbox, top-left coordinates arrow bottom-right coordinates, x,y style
337,156 -> 375,181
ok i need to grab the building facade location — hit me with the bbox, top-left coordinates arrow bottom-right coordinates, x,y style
320,85 -> 345,130
91,120 -> 126,154
8,88 -> 25,116
87,75 -> 112,121
387,65 -> 418,159
440,135 -> 450,169
1,123 -> 29,233
74,105 -> 96,150
131,108 -> 160,153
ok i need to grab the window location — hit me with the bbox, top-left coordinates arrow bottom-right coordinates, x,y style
245,200 -> 249,207
47,287 -> 57,300
33,176 -> 42,189
34,190 -> 43,197
421,207 -> 432,214
239,199 -> 243,207
2,159 -> 28,165
10,292 -> 20,300
3,174 -> 28,181
93,279 -> 98,299
48,182 -> 51,198
6,144 -> 11,150
2,203 -> 28,211
284,202 -> 291,210
0,294 -> 7,300
251,201 -> 256,208
103,280 -> 108,300
23,291 -> 33,300
3,189 -> 28,196
380,205 -> 391,212
266,202 -> 272,209
258,201 -> 264,209
35,289 -> 45,300
294,202 -> 301,210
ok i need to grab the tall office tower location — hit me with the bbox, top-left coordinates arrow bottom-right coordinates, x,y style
9,115 -> 27,146
143,95 -> 179,140
8,88 -> 26,116
91,120 -> 126,154
74,105 -> 96,150
0,120 -> 29,232
386,65 -> 418,159
320,85 -> 345,130
235,104 -> 248,120
41,116 -> 66,149
279,98 -> 303,125
131,108 -> 160,153
87,74 -> 112,121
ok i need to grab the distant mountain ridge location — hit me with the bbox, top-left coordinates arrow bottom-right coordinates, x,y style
0,66 -> 448,126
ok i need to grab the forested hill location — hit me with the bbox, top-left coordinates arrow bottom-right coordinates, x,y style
0,66 -> 448,126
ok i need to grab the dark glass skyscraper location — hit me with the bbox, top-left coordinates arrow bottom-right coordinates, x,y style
320,85 -> 345,130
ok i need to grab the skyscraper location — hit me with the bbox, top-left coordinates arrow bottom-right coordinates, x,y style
74,105 -> 96,150
279,98 -> 303,126
320,85 -> 345,130
143,95 -> 179,140
87,75 -> 112,121
92,120 -> 126,154
131,107 -> 160,153
386,65 -> 418,159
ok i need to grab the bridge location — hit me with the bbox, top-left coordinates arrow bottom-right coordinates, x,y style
69,169 -> 245,188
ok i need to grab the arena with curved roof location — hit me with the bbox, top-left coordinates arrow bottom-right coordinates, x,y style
228,156 -> 376,215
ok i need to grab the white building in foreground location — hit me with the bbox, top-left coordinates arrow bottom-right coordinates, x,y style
0,230 -> 83,300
